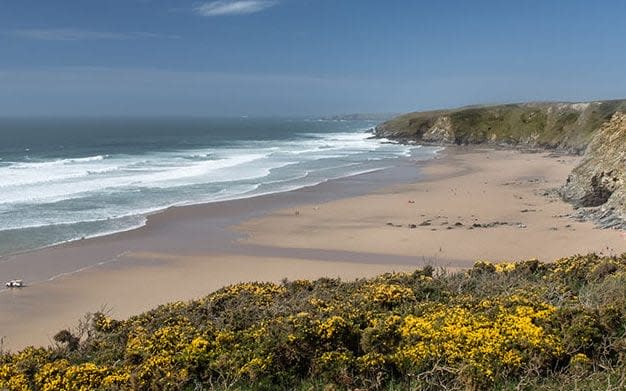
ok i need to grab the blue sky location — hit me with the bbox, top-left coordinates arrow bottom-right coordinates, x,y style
1,0 -> 625,116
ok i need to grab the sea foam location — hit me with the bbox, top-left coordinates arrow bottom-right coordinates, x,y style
0,120 -> 435,256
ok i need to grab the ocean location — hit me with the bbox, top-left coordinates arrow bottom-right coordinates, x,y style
0,117 -> 437,257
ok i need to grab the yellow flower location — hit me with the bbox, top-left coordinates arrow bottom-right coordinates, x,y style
318,316 -> 349,339
570,353 -> 591,366
367,283 -> 415,306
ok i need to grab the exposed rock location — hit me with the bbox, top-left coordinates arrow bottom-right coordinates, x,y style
376,100 -> 626,153
422,115 -> 454,143
469,221 -> 521,229
376,100 -> 626,229
569,207 -> 626,230
561,112 -> 626,226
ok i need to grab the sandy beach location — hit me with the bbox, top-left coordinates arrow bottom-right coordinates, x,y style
239,147 -> 626,262
1,147 -> 625,352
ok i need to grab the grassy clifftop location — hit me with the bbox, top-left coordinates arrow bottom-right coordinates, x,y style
3,254 -> 626,390
376,100 -> 626,153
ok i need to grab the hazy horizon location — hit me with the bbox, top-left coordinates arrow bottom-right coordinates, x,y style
2,0 -> 626,117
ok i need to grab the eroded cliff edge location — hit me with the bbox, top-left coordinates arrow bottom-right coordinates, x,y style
375,100 -> 626,228
561,112 -> 626,228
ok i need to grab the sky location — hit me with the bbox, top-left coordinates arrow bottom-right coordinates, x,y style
0,0 -> 625,116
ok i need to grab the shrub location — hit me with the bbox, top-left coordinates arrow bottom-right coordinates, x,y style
1,253 -> 626,390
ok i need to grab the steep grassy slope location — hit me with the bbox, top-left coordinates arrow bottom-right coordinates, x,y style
3,254 -> 626,390
376,100 -> 626,153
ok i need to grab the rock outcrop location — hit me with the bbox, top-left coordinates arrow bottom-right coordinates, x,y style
376,100 -> 626,227
561,112 -> 626,228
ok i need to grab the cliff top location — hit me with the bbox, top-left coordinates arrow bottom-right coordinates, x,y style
376,99 -> 626,153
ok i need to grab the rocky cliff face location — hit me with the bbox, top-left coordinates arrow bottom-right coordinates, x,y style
376,100 -> 626,153
561,112 -> 626,228
376,100 -> 626,228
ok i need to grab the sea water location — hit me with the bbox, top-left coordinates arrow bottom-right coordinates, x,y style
0,117 -> 437,256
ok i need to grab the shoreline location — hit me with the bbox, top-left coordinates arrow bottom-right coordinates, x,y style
0,125 -> 420,263
0,149 -> 439,286
238,147 -> 625,262
0,163 -> 410,262
0,162 -> 411,262
1,146 -> 625,351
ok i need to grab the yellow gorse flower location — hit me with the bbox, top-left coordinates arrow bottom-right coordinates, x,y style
2,254 -> 626,389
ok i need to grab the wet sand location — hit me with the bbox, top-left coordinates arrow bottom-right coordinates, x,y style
0,152 -> 436,351
2,146 -> 625,351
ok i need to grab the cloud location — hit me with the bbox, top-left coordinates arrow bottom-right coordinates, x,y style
10,29 -> 179,41
194,1 -> 277,16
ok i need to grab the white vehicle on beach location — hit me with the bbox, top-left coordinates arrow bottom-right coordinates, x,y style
5,279 -> 24,288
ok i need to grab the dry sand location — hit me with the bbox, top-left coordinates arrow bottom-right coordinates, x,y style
238,147 -> 626,262
1,147 -> 625,352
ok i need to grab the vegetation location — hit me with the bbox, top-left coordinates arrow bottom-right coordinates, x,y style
3,253 -> 626,390
375,100 -> 626,153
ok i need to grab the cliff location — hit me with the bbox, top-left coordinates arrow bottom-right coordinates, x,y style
561,112 -> 626,227
376,100 -> 626,153
376,100 -> 626,227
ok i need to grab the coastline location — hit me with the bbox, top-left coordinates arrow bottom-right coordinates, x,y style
2,146 -> 625,351
238,146 -> 626,261
0,124 -> 414,260
0,151 -> 437,351
0,150 -> 437,287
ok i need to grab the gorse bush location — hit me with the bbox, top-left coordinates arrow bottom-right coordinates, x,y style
2,253 -> 626,390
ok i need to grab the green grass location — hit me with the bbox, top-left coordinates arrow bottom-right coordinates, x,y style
376,100 -> 626,153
